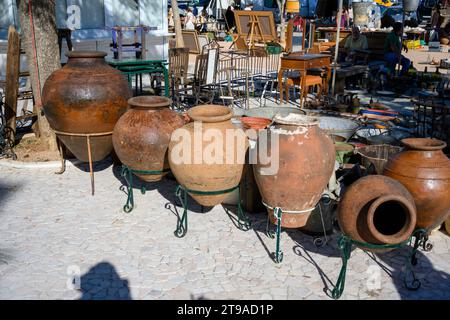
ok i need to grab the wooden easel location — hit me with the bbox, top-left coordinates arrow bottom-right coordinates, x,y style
245,14 -> 265,49
233,11 -> 278,51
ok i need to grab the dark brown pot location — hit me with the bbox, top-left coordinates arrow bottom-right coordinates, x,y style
240,163 -> 266,213
383,138 -> 450,231
168,105 -> 248,206
338,175 -> 417,250
42,51 -> 132,162
112,96 -> 185,182
253,114 -> 335,228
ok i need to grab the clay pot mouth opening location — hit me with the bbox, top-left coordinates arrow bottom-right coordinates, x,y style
128,96 -> 172,109
367,195 -> 416,245
66,51 -> 108,59
402,138 -> 447,151
187,105 -> 232,123
273,113 -> 319,126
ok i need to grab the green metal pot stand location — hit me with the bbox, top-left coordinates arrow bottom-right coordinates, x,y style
331,228 -> 432,300
173,184 -> 251,238
120,165 -> 170,213
264,204 -> 329,264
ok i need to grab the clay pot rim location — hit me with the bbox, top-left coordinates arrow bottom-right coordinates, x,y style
366,194 -> 416,245
128,96 -> 172,109
401,138 -> 447,151
273,113 -> 319,126
66,51 -> 108,59
187,105 -> 232,123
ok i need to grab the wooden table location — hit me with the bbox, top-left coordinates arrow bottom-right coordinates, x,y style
107,58 -> 169,97
278,54 -> 331,105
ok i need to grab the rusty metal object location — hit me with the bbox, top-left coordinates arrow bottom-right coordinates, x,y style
112,96 -> 185,182
253,114 -> 335,228
339,175 -> 417,250
42,51 -> 132,162
168,105 -> 248,207
384,138 -> 450,231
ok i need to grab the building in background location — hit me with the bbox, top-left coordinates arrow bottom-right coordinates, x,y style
0,0 -> 169,76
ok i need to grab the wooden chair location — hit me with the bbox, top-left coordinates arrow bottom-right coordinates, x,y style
168,47 -> 191,109
285,74 -> 323,107
285,20 -> 294,54
282,50 -> 325,107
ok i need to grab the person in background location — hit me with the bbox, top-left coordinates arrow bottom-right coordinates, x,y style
384,22 -> 411,76
337,7 -> 350,28
198,9 -> 208,33
348,4 -> 354,27
225,6 -> 236,31
244,2 -> 253,11
293,15 -> 304,32
168,7 -> 174,29
381,12 -> 396,29
185,7 -> 196,30
344,26 -> 369,62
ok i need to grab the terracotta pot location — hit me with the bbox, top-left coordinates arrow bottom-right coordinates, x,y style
339,175 -> 417,250
383,138 -> 450,231
112,96 -> 185,182
240,163 -> 266,214
42,51 -> 131,162
168,105 -> 248,206
253,114 -> 335,228
240,117 -> 272,130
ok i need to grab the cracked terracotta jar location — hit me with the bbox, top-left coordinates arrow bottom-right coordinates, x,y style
42,51 -> 131,162
383,138 -> 450,231
168,105 -> 248,206
339,175 -> 417,250
112,96 -> 185,182
253,114 -> 335,228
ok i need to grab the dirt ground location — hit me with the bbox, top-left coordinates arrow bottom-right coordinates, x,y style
13,135 -> 61,162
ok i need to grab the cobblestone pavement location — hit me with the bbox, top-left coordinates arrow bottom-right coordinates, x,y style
0,159 -> 449,300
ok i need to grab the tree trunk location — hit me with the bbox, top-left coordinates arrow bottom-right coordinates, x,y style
171,0 -> 185,48
277,0 -> 287,48
17,0 -> 61,152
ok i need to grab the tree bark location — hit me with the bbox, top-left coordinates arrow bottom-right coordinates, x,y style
17,0 -> 61,152
171,0 -> 185,48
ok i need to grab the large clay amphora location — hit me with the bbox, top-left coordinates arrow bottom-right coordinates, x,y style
168,105 -> 248,206
253,114 -> 335,228
384,138 -> 450,231
339,175 -> 417,251
112,96 -> 185,182
42,51 -> 131,162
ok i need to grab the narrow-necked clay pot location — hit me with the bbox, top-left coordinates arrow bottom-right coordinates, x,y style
168,105 -> 248,206
339,175 -> 417,250
112,96 -> 185,182
383,138 -> 450,231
